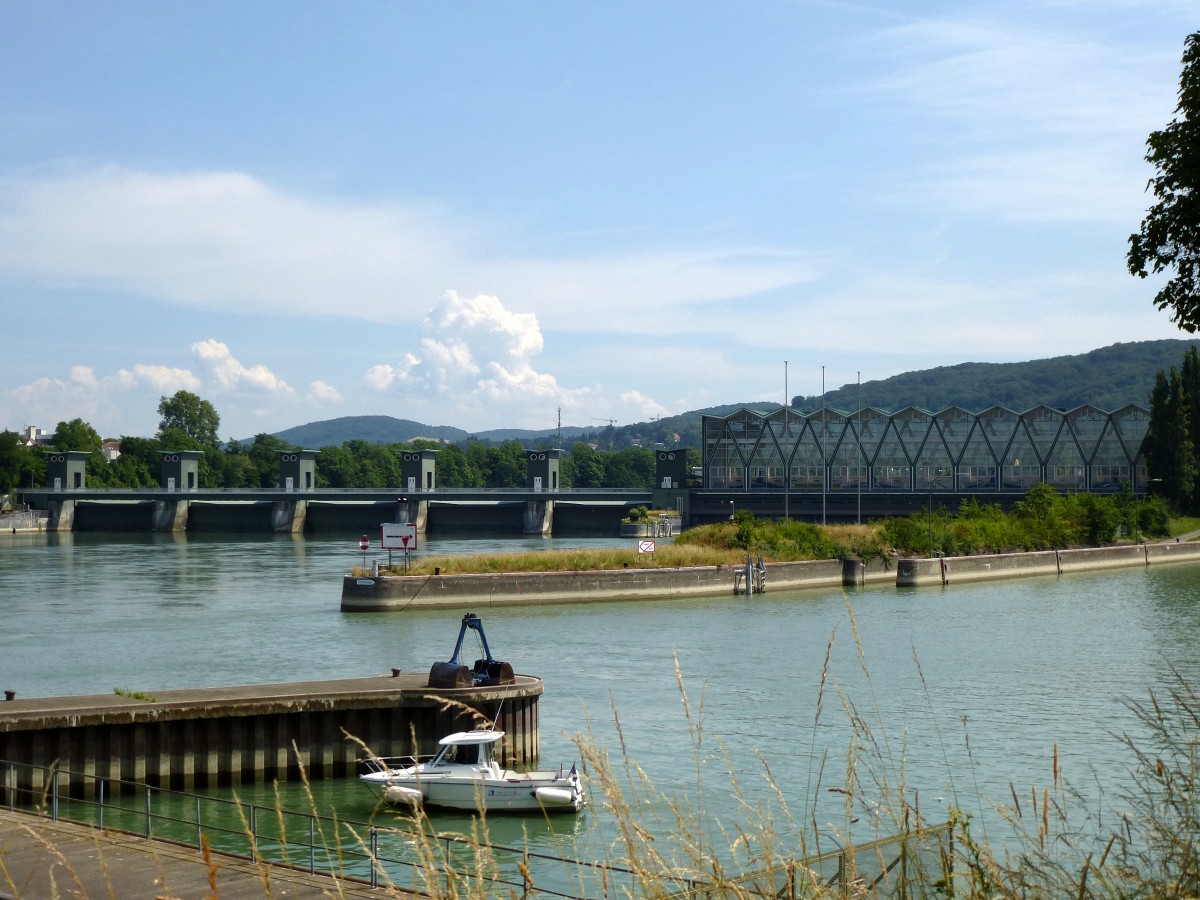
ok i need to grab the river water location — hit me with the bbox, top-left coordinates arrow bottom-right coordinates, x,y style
3,531 -> 1199,879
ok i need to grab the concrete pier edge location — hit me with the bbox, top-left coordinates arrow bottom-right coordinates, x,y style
0,674 -> 544,797
342,539 -> 1200,610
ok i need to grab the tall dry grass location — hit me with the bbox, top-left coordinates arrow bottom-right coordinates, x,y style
5,616 -> 1199,898
389,542 -> 758,576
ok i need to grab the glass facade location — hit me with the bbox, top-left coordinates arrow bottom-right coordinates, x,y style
702,404 -> 1150,493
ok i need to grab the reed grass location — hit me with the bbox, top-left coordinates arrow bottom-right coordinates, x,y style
389,542 -> 765,576
7,612 -> 1200,898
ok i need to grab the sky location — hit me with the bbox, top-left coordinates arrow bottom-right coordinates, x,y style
1,1 -> 1196,441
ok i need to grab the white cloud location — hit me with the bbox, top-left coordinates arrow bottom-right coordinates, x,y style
191,339 -> 293,394
4,363 -> 202,437
363,290 -> 600,427
115,364 -> 202,395
619,390 -> 669,421
307,380 -> 344,404
0,166 -> 815,337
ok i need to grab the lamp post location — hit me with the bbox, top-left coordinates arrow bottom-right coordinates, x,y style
784,360 -> 789,523
927,489 -> 933,559
821,365 -> 826,526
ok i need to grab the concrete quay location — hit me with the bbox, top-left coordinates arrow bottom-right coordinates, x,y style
896,539 -> 1200,587
343,540 -> 1200,610
0,674 -> 543,798
0,808 -> 396,899
341,558 -> 870,611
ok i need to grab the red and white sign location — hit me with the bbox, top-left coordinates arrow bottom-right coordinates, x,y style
358,535 -> 370,551
381,523 -> 418,551
638,539 -> 655,554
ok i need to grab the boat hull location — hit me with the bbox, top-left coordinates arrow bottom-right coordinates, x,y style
359,728 -> 585,814
362,771 -> 585,813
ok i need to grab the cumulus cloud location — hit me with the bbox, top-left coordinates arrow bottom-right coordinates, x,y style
2,340 -> 317,438
191,340 -> 293,394
307,380 -> 344,404
364,291 -> 607,426
4,363 -> 203,437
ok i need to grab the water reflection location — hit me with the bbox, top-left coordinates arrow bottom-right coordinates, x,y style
4,532 -> 1200,866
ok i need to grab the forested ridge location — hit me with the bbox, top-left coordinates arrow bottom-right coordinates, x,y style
789,339 -> 1199,415
272,339 -> 1199,452
4,339 -> 1198,496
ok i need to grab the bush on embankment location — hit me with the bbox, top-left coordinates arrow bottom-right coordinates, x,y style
386,486 -> 1175,576
882,484 -> 1171,556
673,510 -> 886,561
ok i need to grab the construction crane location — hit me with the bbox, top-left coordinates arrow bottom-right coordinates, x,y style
591,418 -> 617,427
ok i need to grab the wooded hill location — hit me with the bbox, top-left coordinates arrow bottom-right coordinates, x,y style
270,339 -> 1199,450
788,339 -> 1200,415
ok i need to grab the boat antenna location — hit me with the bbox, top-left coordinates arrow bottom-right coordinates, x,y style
490,700 -> 505,730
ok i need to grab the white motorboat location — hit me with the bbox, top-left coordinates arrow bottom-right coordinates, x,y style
360,729 -> 585,814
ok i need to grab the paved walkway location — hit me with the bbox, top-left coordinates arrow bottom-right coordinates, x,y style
0,809 -> 406,899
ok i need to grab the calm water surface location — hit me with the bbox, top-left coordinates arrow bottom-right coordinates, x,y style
3,530 -> 1199,866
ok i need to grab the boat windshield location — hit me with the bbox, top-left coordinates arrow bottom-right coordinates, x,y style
431,740 -> 490,768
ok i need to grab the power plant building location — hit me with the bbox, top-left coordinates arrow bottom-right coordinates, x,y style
701,404 -> 1150,494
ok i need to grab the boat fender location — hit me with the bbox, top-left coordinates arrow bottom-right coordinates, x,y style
383,784 -> 424,806
534,786 -> 576,806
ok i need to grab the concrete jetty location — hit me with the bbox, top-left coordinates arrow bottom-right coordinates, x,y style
896,539 -> 1200,587
0,673 -> 543,798
343,540 -> 1200,610
0,808 -> 394,899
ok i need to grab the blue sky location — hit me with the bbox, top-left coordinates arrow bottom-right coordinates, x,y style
1,1 -> 1195,441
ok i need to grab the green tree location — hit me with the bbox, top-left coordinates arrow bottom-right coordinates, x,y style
51,418 -> 103,454
566,442 -> 605,488
1183,346 -> 1200,510
433,444 -> 475,487
106,436 -> 161,487
51,418 -> 110,484
157,391 -> 220,448
1129,32 -> 1200,331
248,434 -> 294,487
488,441 -> 528,488
0,431 -> 42,494
212,439 -> 258,488
603,448 -> 655,488
1143,365 -> 1198,511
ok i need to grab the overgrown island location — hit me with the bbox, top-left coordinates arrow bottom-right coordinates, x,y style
383,484 -> 1198,577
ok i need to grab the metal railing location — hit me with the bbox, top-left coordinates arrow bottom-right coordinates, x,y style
0,759 -> 646,898
663,821 -> 955,899
17,486 -> 651,496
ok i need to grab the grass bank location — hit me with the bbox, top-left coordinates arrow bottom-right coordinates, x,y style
385,486 -> 1183,577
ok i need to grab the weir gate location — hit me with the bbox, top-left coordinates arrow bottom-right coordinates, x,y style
17,487 -> 654,535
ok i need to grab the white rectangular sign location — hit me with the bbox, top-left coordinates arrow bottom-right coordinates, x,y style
381,522 -> 418,551
638,539 -> 655,554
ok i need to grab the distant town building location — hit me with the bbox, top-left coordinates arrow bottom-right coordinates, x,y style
21,426 -> 52,447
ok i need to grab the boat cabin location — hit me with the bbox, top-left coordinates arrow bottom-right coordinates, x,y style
429,730 -> 503,770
